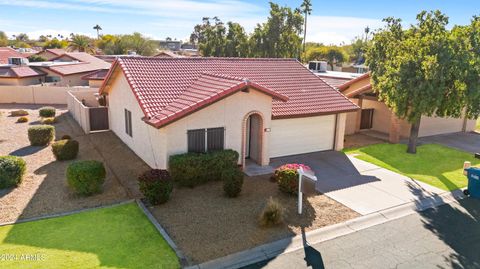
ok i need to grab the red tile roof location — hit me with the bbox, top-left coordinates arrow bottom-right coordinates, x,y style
154,51 -> 184,58
81,69 -> 109,81
100,57 -> 358,128
0,66 -> 45,78
318,76 -> 352,88
0,47 -> 25,64
46,53 -> 110,76
150,73 -> 288,127
338,72 -> 371,91
43,49 -> 66,56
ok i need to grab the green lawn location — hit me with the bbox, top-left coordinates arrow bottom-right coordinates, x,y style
344,143 -> 480,191
0,202 -> 180,269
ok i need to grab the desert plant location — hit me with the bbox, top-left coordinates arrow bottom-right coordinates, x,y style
41,117 -> 57,124
259,197 -> 285,227
138,169 -> 174,205
273,164 -> 311,195
0,156 -> 26,189
61,135 -> 72,140
169,149 -> 239,187
39,106 -> 56,117
16,116 -> 28,123
28,125 -> 55,146
222,167 -> 244,197
10,110 -> 29,116
52,139 -> 79,160
66,160 -> 106,196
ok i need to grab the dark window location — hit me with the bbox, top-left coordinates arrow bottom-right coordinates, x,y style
207,127 -> 225,152
187,127 -> 225,153
187,129 -> 205,153
125,109 -> 132,137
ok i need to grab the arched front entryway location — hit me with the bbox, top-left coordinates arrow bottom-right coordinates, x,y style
242,111 -> 265,167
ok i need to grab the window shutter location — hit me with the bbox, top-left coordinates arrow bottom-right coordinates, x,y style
187,129 -> 206,153
207,127 -> 225,152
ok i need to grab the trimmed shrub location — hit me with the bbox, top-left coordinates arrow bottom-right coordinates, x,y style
39,106 -> 56,117
169,149 -> 239,187
10,110 -> 29,117
138,169 -> 173,205
61,135 -> 72,140
41,117 -> 57,124
259,197 -> 284,227
17,116 -> 28,123
223,167 -> 244,198
273,164 -> 311,195
28,125 -> 55,146
52,139 -> 79,161
66,160 -> 106,196
0,156 -> 26,189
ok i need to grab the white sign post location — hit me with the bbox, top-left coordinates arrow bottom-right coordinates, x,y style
297,167 -> 317,215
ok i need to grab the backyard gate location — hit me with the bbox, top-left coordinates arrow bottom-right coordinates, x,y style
89,107 -> 109,131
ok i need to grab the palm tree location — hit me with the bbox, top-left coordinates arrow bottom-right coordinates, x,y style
93,24 -> 102,39
68,34 -> 95,54
300,0 -> 312,62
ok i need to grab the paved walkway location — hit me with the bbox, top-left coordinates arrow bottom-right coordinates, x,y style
418,132 -> 480,153
270,151 -> 445,215
243,198 -> 480,269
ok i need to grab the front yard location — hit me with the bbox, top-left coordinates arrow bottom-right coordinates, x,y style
0,202 -> 179,269
344,143 -> 480,191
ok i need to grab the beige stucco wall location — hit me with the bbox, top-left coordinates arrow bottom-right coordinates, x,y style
107,73 -> 167,168
345,98 -> 359,135
419,115 -> 475,137
342,76 -> 371,97
89,80 -> 103,88
36,68 -> 89,87
0,76 -> 43,86
164,88 -> 273,166
0,85 -> 92,104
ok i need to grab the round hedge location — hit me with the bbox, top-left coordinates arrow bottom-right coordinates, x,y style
273,164 -> 311,195
39,106 -> 56,117
138,169 -> 173,205
17,116 -> 28,123
52,139 -> 79,161
28,125 -> 55,146
222,167 -> 244,198
66,160 -> 106,196
0,156 -> 26,189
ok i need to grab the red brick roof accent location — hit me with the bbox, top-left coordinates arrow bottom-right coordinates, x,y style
148,73 -> 288,127
0,47 -> 25,64
338,72 -> 371,91
81,69 -> 109,81
0,66 -> 45,78
100,57 -> 358,127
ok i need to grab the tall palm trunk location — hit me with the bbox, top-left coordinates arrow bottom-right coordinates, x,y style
302,14 -> 307,62
407,118 -> 421,154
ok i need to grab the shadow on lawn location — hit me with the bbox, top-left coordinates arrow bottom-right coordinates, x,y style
410,185 -> 480,269
353,144 -> 476,191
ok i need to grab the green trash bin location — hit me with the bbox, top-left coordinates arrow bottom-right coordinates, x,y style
464,167 -> 480,198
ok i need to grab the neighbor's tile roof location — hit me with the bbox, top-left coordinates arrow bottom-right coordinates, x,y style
0,66 -> 45,78
81,69 -> 109,81
46,52 -> 111,76
337,72 -> 371,91
100,57 -> 358,127
43,49 -> 66,56
318,76 -> 352,89
0,47 -> 25,64
150,73 -> 288,127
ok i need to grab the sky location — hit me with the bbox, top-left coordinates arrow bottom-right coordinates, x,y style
0,0 -> 479,45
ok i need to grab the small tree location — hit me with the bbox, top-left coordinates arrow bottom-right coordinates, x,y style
366,11 -> 480,153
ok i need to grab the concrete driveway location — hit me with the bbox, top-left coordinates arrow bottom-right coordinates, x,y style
418,132 -> 480,153
270,151 -> 445,215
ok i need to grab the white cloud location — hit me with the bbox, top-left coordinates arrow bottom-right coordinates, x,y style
306,16 -> 385,45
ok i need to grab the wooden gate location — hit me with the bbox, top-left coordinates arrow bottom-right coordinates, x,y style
89,107 -> 109,131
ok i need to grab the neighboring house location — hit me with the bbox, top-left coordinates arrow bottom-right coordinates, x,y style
98,57 -> 358,169
339,73 -> 476,143
0,66 -> 45,85
154,51 -> 184,58
81,69 -> 109,87
36,49 -> 67,60
33,52 -> 110,86
0,47 -> 26,64
159,40 -> 181,51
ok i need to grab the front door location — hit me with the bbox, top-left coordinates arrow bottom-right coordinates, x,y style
360,109 -> 374,130
245,114 -> 262,164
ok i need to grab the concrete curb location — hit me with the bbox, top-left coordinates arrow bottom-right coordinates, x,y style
0,199 -> 135,227
136,199 -> 189,267
186,189 -> 468,269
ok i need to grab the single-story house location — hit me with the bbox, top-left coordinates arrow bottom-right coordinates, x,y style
339,72 -> 476,142
98,57 -> 359,169
81,69 -> 109,87
154,51 -> 184,58
0,47 -> 26,64
0,66 -> 46,85
33,52 -> 110,86
36,49 -> 67,60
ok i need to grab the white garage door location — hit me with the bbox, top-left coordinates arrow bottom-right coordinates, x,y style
269,115 -> 336,158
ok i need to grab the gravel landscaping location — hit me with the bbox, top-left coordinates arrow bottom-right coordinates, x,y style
149,175 -> 359,264
0,104 -> 145,223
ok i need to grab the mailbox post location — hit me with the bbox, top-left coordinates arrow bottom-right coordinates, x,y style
297,167 -> 318,214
